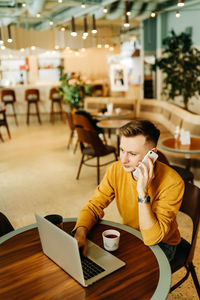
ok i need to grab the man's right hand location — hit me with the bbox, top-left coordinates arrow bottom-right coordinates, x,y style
74,226 -> 88,256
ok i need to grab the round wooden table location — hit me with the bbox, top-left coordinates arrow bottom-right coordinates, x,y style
91,109 -> 132,119
159,136 -> 200,169
97,119 -> 130,155
0,219 -> 171,300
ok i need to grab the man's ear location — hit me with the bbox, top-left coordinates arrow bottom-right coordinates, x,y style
152,147 -> 157,153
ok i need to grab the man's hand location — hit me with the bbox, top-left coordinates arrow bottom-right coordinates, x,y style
135,157 -> 154,198
74,226 -> 88,256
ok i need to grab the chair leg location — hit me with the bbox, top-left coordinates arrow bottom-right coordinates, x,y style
73,139 -> 79,154
190,263 -> 200,297
12,103 -> 18,126
27,102 -> 30,125
0,131 -> 4,142
67,131 -> 74,149
5,121 -> 11,139
35,102 -> 41,124
76,154 -> 85,180
170,267 -> 190,292
59,101 -> 64,121
97,156 -> 100,185
50,101 -> 54,123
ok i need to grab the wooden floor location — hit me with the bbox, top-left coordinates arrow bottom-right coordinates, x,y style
0,116 -> 199,299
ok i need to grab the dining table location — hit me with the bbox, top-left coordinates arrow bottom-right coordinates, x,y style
90,108 -> 132,120
159,136 -> 200,170
97,119 -> 130,155
0,218 -> 171,300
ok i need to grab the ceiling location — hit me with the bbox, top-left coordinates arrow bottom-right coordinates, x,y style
0,0 -> 185,32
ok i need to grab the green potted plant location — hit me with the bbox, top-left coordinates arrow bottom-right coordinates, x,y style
57,72 -> 91,110
154,30 -> 200,110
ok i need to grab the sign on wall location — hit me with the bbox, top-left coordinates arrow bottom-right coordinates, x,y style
109,64 -> 128,92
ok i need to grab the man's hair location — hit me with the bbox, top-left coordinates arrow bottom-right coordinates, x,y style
120,120 -> 160,146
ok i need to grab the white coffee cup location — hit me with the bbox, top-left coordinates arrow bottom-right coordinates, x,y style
102,229 -> 120,251
115,107 -> 121,115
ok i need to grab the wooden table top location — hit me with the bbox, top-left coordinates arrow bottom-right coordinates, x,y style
159,136 -> 200,154
91,109 -> 132,119
97,119 -> 130,129
0,219 -> 171,300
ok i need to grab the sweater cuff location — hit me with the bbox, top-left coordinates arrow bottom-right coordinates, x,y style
72,213 -> 97,233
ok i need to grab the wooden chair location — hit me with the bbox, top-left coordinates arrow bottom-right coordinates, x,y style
73,111 -> 107,144
75,126 -> 117,185
0,106 -> 11,142
25,89 -> 41,125
49,87 -> 64,123
0,212 -> 14,237
157,150 -> 194,184
170,182 -> 200,297
1,89 -> 18,125
65,111 -> 78,152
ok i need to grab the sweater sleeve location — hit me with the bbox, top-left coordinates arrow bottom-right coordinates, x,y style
73,164 -> 116,232
140,173 -> 185,245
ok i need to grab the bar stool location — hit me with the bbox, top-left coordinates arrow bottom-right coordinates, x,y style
49,87 -> 64,123
0,105 -> 11,142
25,89 -> 41,125
1,89 -> 18,125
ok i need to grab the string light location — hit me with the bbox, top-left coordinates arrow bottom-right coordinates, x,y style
7,24 -> 13,43
124,1 -> 130,27
58,0 -> 62,3
49,20 -> 54,26
83,16 -> 88,37
71,17 -> 77,37
103,7 -> 108,13
36,13 -> 40,18
177,0 -> 184,7
81,1 -> 86,8
151,11 -> 156,17
176,11 -> 181,18
91,14 -> 97,34
22,2 -> 26,8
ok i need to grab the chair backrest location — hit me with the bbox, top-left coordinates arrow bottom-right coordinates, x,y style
75,126 -> 108,156
49,87 -> 61,100
180,183 -> 200,264
0,212 -> 14,237
25,89 -> 40,101
1,89 -> 16,102
157,150 -> 170,165
65,111 -> 75,131
73,112 -> 96,132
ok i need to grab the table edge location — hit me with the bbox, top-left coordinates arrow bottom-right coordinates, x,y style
0,218 -> 171,300
159,137 -> 200,154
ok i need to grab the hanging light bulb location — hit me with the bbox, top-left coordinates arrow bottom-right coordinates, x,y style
177,0 -> 184,7
151,11 -> 156,18
103,7 -> 108,13
176,11 -> 181,18
124,1 -> 130,27
49,20 -> 54,26
71,17 -> 77,36
91,14 -> 97,34
81,1 -> 86,8
7,24 -> 12,43
0,27 -> 3,45
83,15 -> 88,37
22,2 -> 26,8
58,0 -> 62,3
61,26 -> 65,32
36,13 -> 41,18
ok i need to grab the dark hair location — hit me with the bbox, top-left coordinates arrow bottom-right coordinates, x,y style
119,120 -> 160,146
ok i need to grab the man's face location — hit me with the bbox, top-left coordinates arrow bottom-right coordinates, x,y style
120,135 -> 153,173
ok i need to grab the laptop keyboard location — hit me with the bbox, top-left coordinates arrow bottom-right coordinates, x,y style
81,256 -> 105,280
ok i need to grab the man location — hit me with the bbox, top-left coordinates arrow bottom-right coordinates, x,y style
74,120 -> 185,261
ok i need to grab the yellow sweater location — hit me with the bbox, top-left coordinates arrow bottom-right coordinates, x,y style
74,161 -> 185,246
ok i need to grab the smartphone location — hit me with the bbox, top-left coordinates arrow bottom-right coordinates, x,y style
132,150 -> 158,180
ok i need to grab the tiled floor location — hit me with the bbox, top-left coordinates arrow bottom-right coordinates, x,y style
0,117 -> 199,299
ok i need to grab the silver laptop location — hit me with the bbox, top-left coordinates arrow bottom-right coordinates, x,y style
35,213 -> 125,287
